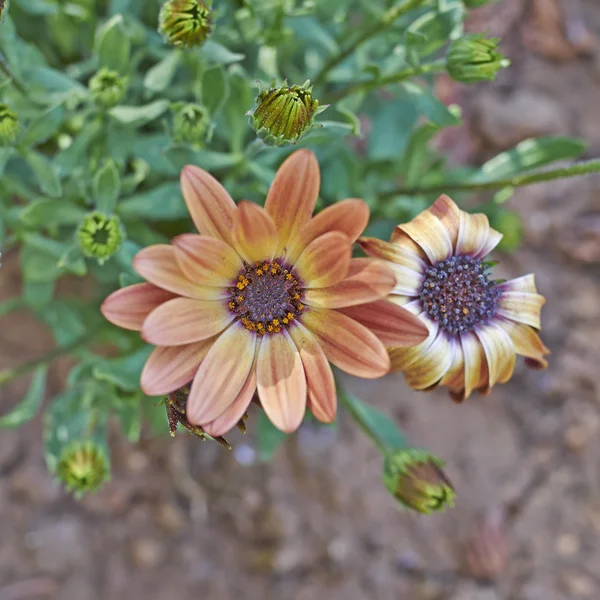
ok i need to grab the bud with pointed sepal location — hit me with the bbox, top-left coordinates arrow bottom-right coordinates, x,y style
56,440 -> 110,498
0,104 -> 19,147
446,33 -> 510,84
172,102 -> 210,145
89,68 -> 129,108
76,212 -> 124,265
158,0 -> 213,48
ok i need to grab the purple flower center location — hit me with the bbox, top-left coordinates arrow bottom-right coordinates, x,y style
419,256 -> 501,336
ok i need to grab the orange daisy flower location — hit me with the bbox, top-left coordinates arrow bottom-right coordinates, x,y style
358,194 -> 550,401
101,150 -> 428,435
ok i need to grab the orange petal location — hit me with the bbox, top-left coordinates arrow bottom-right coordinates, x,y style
140,339 -> 215,395
186,322 -> 257,425
388,316 -> 437,372
357,237 -> 426,273
475,323 -> 516,388
303,258 -> 396,309
456,211 -> 492,258
301,308 -> 390,379
289,322 -> 336,423
496,292 -> 545,329
202,366 -> 256,437
232,201 -> 279,264
172,234 -> 242,287
498,274 -> 538,293
497,318 -> 550,369
429,194 -> 461,248
402,330 -> 453,390
141,297 -> 234,346
396,209 -> 453,263
257,330 -> 307,433
180,165 -> 236,243
339,299 -> 429,347
286,198 -> 369,263
101,283 -> 176,331
460,332 -> 489,399
295,231 -> 351,289
133,245 -> 228,300
264,149 -> 320,255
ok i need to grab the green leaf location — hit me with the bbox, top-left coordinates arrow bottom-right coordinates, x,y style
93,345 -> 152,392
95,14 -> 131,72
257,411 -> 287,461
144,50 -> 182,94
114,394 -> 142,443
403,122 -> 442,186
118,182 -> 186,221
22,280 -> 56,309
21,105 -> 65,148
93,160 -> 121,214
200,40 -> 245,66
0,366 -> 47,428
201,66 -> 229,115
163,146 -> 241,173
57,246 -> 87,277
221,72 -> 253,153
367,99 -> 418,161
20,198 -> 87,227
407,4 -> 465,57
472,137 -> 588,182
400,82 -> 461,127
20,245 -> 61,283
24,151 -> 62,198
109,100 -> 170,126
0,148 -> 14,177
40,300 -> 90,346
26,67 -> 87,103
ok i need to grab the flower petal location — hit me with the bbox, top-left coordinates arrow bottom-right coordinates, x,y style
186,322 -> 257,425
141,297 -> 234,346
389,228 -> 428,260
389,264 -> 424,296
202,366 -> 257,437
232,201 -> 279,264
338,300 -> 429,347
396,209 -> 453,263
303,258 -> 396,309
388,317 -> 438,372
456,211 -> 492,258
286,198 -> 369,263
101,283 -> 176,331
496,292 -> 545,329
257,329 -> 307,433
476,229 -> 503,259
357,237 -> 426,273
439,336 -> 465,389
460,331 -> 489,399
294,231 -> 351,288
497,318 -> 550,369
133,245 -> 228,300
173,234 -> 242,286
301,308 -> 390,379
289,322 -> 336,423
475,323 -> 516,388
265,149 -> 320,255
498,274 -> 537,293
140,339 -> 215,396
429,194 -> 461,248
401,330 -> 453,390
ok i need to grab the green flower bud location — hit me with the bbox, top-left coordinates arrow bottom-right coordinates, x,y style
383,449 -> 455,514
172,102 -> 210,145
56,440 -> 109,497
0,104 -> 19,147
159,0 -> 213,48
76,212 -> 124,264
446,34 -> 510,84
89,68 -> 128,108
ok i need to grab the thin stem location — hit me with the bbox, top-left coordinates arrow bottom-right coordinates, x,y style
0,51 -> 28,97
0,335 -> 94,386
380,158 -> 600,198
330,59 -> 446,103
313,0 -> 426,87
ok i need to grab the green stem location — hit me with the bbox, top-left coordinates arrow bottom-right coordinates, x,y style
0,51 -> 28,97
339,389 -> 387,454
330,59 -> 446,103
313,0 -> 426,87
0,336 -> 94,386
380,158 -> 600,198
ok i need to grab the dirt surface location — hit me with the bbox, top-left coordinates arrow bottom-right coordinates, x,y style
2,1 -> 600,598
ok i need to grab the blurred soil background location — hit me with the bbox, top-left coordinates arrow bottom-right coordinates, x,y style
2,0 -> 600,598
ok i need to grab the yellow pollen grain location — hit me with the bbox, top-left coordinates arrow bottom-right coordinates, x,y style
229,302 -> 235,309
298,303 -> 304,311
463,307 -> 469,315
274,326 -> 281,333
282,318 -> 289,324
287,312 -> 294,320
286,273 -> 293,280
272,319 -> 279,326
267,325 -> 274,332
293,293 -> 300,300
237,295 -> 243,302
256,269 -> 263,276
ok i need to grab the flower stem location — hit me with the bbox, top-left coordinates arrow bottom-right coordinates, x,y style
380,158 -> 600,198
330,59 -> 446,103
313,0 -> 426,87
0,336 -> 93,386
0,51 -> 29,97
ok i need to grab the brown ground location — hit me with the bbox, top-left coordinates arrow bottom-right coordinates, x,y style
2,1 -> 600,598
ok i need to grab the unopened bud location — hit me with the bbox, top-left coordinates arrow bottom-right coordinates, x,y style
0,104 -> 19,146
89,68 -> 128,108
172,103 -> 210,145
159,0 -> 213,48
77,211 -> 124,264
56,440 -> 110,498
446,33 -> 510,84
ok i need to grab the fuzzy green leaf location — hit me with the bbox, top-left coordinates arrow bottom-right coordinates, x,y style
95,14 -> 131,72
93,160 -> 121,214
24,151 -> 62,198
0,366 -> 47,428
109,100 -> 170,126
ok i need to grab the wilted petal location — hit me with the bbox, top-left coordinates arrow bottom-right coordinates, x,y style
101,283 -> 176,331
232,201 -> 279,264
429,194 -> 461,248
439,336 -> 465,389
257,330 -> 307,433
498,274 -> 537,293
475,323 -> 516,388
460,332 -> 489,399
456,211 -> 492,258
388,317 -> 437,372
390,228 -> 428,260
402,330 -> 453,390
295,231 -> 351,289
141,297 -> 234,346
496,292 -> 545,329
357,237 -> 426,273
497,318 -> 550,369
396,209 -> 453,263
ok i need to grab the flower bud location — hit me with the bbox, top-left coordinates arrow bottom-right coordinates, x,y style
89,68 -> 128,108
76,212 -> 124,264
446,33 -> 510,84
172,102 -> 210,145
56,440 -> 110,497
0,104 -> 19,146
159,0 -> 213,48
248,80 -> 324,146
383,448 -> 455,514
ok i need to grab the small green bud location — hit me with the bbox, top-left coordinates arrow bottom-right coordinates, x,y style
248,80 -> 324,146
89,68 -> 128,108
383,449 -> 455,514
446,34 -> 510,84
0,104 -> 19,147
56,440 -> 109,497
77,211 -> 124,264
172,102 -> 210,145
159,0 -> 213,48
